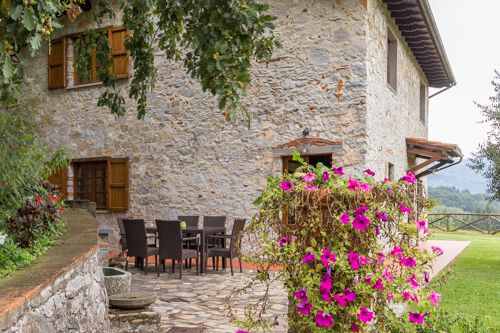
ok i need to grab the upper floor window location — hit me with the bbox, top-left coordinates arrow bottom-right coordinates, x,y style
387,29 -> 397,91
419,84 -> 427,124
48,26 -> 130,89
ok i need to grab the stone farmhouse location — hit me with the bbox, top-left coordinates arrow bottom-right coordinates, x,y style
26,0 -> 462,247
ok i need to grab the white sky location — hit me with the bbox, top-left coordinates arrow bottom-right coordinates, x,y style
427,0 -> 500,157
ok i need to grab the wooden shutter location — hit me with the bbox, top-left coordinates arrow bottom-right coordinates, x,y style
108,158 -> 129,211
48,38 -> 66,89
108,27 -> 130,79
48,166 -> 68,199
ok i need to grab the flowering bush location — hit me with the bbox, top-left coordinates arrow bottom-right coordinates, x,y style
230,152 -> 443,332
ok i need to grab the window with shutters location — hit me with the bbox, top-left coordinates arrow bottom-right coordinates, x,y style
48,26 -> 129,90
48,157 -> 129,212
387,29 -> 397,92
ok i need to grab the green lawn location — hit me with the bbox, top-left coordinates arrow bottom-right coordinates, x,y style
430,230 -> 500,330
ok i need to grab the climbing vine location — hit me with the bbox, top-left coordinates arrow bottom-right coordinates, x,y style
1,0 -> 279,121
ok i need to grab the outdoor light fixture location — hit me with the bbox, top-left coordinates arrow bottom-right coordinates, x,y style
302,128 -> 310,137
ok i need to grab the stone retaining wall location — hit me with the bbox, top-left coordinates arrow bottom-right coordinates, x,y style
0,209 -> 110,332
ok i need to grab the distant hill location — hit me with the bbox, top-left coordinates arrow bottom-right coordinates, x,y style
427,159 -> 488,194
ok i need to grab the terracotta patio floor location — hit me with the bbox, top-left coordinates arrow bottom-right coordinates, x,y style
421,240 -> 471,279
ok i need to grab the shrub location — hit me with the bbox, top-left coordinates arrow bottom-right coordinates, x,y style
229,152 -> 441,332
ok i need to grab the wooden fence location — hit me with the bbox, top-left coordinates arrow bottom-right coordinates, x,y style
428,213 -> 500,235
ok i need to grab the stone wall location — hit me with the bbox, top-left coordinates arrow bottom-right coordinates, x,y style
25,0 -> 372,249
364,0 -> 428,178
0,209 -> 110,332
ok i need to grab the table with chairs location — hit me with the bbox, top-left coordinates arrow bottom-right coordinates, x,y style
118,215 -> 246,278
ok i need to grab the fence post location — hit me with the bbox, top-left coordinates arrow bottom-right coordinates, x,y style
447,215 -> 451,232
488,216 -> 492,235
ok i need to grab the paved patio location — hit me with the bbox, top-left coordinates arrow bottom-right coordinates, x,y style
129,264 -> 289,333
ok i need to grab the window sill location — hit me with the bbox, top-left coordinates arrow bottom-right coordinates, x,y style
386,83 -> 397,94
65,82 -> 103,90
96,209 -> 110,214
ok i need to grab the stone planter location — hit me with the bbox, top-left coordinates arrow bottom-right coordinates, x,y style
103,267 -> 131,296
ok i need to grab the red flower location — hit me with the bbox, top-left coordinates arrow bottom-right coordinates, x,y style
36,196 -> 43,204
58,207 -> 63,213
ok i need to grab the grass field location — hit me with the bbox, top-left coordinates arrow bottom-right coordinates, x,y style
430,230 -> 500,330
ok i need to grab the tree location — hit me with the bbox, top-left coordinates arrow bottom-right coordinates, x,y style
0,0 -> 279,121
469,71 -> 500,200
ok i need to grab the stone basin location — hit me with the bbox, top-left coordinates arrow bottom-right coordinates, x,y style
103,267 -> 132,296
108,292 -> 157,310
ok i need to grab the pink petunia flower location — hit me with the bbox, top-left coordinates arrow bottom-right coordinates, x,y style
340,213 -> 351,225
280,181 -> 293,191
236,330 -> 249,333
364,273 -> 372,285
375,211 -> 388,222
357,306 -> 374,323
322,171 -> 330,181
408,274 -> 419,288
390,246 -> 403,259
383,177 -> 390,182
304,172 -> 316,182
352,214 -> 371,232
411,293 -> 419,303
279,237 -> 290,248
359,255 -> 373,265
296,301 -> 312,315
398,203 -> 412,214
401,291 -> 412,301
360,183 -> 373,191
315,311 -> 334,328
349,251 -> 372,270
428,290 -> 442,308
342,289 -> 357,302
295,289 -> 308,302
301,252 -> 316,263
347,177 -> 360,191
353,205 -> 369,216
351,323 -> 359,332
321,249 -> 336,268
401,257 -> 417,268
333,166 -> 344,175
401,171 -> 417,183
372,278 -> 385,290
415,220 -> 429,233
386,292 -> 394,301
377,252 -> 386,265
408,312 -> 425,325
364,169 -> 376,176
304,184 -> 317,191
383,267 -> 393,282
333,294 -> 348,306
319,274 -> 332,294
431,246 -> 444,255
320,292 -> 331,302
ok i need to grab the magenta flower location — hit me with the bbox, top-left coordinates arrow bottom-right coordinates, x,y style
319,274 -> 332,294
386,292 -> 394,301
357,306 -> 374,323
304,172 -> 315,182
351,323 -> 359,332
401,171 -> 416,183
411,293 -> 419,303
340,213 -> 351,225
431,246 -> 444,255
295,289 -> 308,302
280,181 -> 293,191
343,289 -> 357,302
296,301 -> 312,315
236,330 -> 249,333
304,184 -> 317,191
383,267 -> 393,282
401,257 -> 417,268
321,249 -> 336,268
353,205 -> 369,216
360,182 -> 373,191
322,171 -> 330,181
333,166 -> 344,175
364,273 -> 372,285
408,274 -> 419,288
374,225 -> 380,236
409,312 -> 425,325
372,278 -> 385,290
347,177 -> 360,191
401,291 -> 412,301
428,290 -> 442,308
383,177 -> 390,182
301,252 -> 316,264
279,237 -> 290,248
349,251 -> 360,270
359,255 -> 373,265
415,220 -> 429,233
398,203 -> 411,214
320,292 -> 331,302
376,252 -> 386,265
315,311 -> 334,328
353,214 -> 371,232
364,169 -> 375,176
333,294 -> 348,306
424,271 -> 430,284
375,211 -> 388,222
390,246 -> 403,259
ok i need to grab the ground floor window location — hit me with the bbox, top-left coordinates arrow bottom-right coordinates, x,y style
282,154 -> 333,173
74,160 -> 108,209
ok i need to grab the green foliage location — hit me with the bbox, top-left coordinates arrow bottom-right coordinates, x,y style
429,186 -> 500,213
470,70 -> 500,201
228,156 -> 439,332
0,108 -> 69,227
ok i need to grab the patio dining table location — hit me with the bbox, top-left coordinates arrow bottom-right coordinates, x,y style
146,225 -> 226,274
